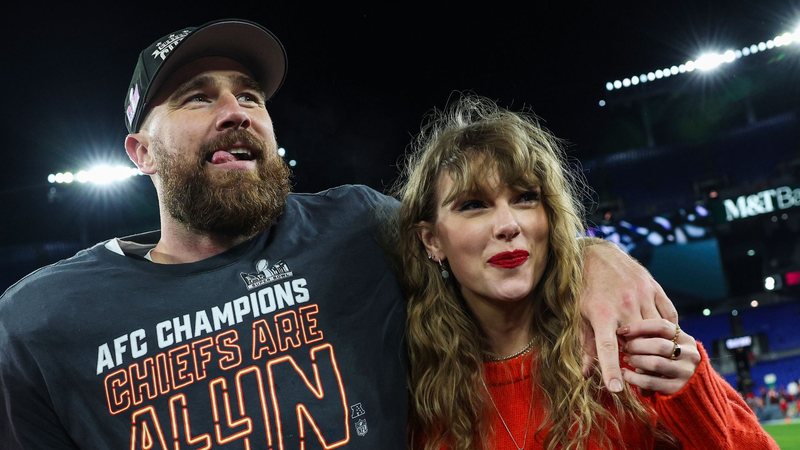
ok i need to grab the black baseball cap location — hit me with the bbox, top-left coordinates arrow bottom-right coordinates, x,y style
124,18 -> 287,133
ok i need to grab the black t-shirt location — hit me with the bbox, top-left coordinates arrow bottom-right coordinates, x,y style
0,185 -> 407,449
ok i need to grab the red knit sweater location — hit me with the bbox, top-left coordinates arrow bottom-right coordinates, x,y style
471,342 -> 778,450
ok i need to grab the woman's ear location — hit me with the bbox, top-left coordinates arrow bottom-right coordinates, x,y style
417,221 -> 445,261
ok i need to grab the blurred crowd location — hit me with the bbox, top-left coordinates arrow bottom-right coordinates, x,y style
745,378 -> 800,422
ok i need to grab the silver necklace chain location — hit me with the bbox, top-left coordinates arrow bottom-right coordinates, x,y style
481,377 -> 534,450
483,338 -> 535,362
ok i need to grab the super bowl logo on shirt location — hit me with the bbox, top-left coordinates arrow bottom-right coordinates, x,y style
241,259 -> 293,290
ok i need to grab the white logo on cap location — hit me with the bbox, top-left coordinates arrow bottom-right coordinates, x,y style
126,84 -> 140,125
151,29 -> 191,61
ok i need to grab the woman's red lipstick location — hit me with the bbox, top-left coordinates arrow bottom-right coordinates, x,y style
488,250 -> 530,269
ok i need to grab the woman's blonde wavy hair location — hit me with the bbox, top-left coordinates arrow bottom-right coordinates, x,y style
391,94 -> 667,450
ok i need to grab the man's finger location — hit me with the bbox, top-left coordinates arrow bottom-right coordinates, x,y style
580,320 -> 597,377
654,283 -> 678,324
639,291 -> 661,320
594,323 -> 624,392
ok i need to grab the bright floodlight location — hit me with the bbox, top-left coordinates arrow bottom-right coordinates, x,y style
48,164 -> 143,186
723,50 -> 736,63
774,32 -> 792,47
695,52 -> 725,71
605,21 -> 800,91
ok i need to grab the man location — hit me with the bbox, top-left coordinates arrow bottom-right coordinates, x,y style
0,19 -> 676,449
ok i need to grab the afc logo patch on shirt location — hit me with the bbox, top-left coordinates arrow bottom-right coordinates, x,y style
351,403 -> 368,437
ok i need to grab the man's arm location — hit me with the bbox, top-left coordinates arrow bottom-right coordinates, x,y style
579,237 -> 678,392
0,293 -> 78,449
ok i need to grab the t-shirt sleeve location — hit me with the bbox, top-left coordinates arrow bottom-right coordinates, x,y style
346,184 -> 400,219
649,342 -> 779,450
326,184 -> 401,260
0,288 -> 78,449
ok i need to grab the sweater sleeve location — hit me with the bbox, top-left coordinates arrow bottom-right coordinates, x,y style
649,342 -> 779,450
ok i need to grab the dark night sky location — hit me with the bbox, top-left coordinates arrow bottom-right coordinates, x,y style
0,1 -> 798,247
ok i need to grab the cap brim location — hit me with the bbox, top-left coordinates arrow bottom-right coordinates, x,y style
144,19 -> 287,110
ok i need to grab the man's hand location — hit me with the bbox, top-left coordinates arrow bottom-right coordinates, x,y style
579,238 -> 677,392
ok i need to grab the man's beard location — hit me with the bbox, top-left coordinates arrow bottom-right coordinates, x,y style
153,130 -> 291,238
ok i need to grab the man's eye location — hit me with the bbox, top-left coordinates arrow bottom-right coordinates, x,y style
238,92 -> 263,103
185,94 -> 209,103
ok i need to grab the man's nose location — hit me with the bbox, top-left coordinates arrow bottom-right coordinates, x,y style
215,93 -> 251,131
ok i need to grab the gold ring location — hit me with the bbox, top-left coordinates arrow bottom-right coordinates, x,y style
670,342 -> 681,360
672,323 -> 681,343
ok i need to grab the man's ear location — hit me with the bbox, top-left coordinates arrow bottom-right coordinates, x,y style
417,221 -> 445,261
124,133 -> 156,175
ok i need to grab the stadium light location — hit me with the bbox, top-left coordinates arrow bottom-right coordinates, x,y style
48,145 -> 299,187
48,164 -> 143,186
693,51 -> 729,72
604,22 -> 800,92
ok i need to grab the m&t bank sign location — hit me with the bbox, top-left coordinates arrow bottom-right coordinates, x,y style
717,186 -> 800,222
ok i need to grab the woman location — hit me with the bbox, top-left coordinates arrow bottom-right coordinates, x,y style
393,94 -> 777,449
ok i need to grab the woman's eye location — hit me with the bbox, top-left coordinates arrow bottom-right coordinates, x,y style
518,190 -> 541,203
457,200 -> 485,211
